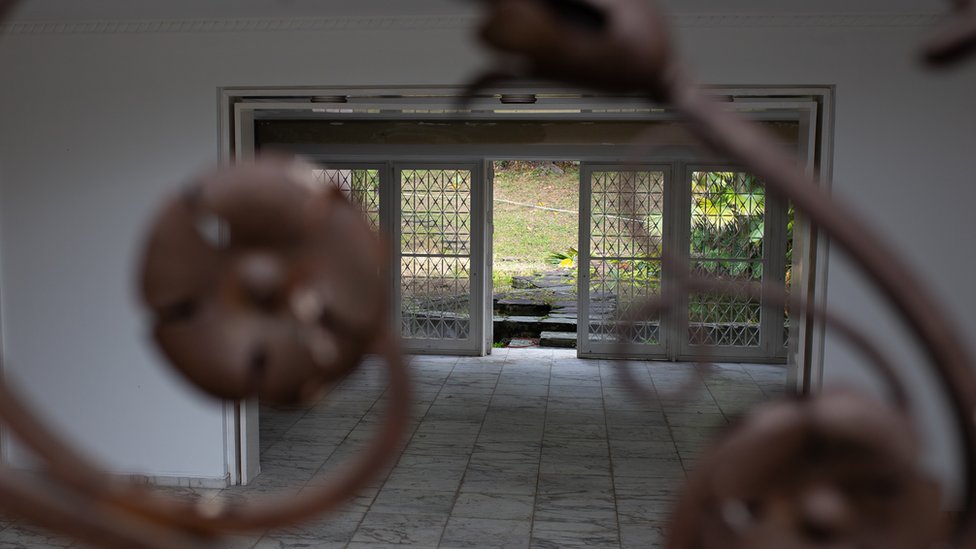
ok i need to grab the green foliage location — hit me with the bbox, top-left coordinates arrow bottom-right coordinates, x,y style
690,172 -> 766,280
546,247 -> 578,268
492,271 -> 514,293
493,162 -> 580,277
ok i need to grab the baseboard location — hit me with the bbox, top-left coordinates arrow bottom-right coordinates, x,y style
121,473 -> 231,490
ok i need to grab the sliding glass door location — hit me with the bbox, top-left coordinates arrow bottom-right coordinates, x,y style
679,168 -> 788,360
579,164 -> 673,357
579,163 -> 789,361
395,163 -> 489,354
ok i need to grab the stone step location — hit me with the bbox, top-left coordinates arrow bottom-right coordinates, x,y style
492,316 -> 578,342
540,331 -> 578,349
493,316 -> 545,340
540,317 -> 577,332
495,298 -> 551,316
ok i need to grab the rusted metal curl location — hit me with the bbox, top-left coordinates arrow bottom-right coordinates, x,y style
0,0 -> 974,547
141,157 -> 386,404
668,391 -> 945,549
470,0 -> 976,547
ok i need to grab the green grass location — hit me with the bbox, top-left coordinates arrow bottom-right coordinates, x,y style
493,161 -> 580,286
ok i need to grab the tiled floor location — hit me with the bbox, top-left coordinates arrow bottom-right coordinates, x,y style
0,348 -> 785,548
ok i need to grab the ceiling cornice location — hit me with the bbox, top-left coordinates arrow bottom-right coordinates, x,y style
0,12 -> 944,36
673,13 -> 942,28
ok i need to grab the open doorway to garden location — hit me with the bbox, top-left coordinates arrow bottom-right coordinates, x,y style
492,160 -> 582,349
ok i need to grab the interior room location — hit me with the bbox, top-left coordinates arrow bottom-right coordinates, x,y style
0,1 -> 974,548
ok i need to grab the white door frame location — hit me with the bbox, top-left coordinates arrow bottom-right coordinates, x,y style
220,86 -> 833,484
578,162 -> 674,358
394,161 -> 489,355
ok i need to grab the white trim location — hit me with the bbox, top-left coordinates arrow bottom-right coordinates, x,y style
238,398 -> 260,484
0,13 -> 944,35
221,401 -> 238,486
483,161 -> 495,356
668,13 -> 942,28
807,89 -> 836,393
0,16 -> 476,35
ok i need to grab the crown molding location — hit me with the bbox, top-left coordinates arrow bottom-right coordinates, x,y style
0,12 -> 944,36
670,13 -> 942,28
0,15 -> 479,35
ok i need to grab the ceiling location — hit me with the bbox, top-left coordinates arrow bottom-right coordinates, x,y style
6,0 -> 945,22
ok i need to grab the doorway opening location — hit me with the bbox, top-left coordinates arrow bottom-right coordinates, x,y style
491,160 -> 581,349
230,86 -> 831,485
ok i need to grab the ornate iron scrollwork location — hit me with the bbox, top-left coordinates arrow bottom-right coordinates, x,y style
0,0 -> 974,547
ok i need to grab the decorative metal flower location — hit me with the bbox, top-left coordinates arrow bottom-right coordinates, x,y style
668,392 -> 944,549
140,158 -> 387,404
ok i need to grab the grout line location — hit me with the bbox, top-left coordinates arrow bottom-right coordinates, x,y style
435,353 -> 506,548
527,352 -> 553,545
741,363 -> 775,400
697,366 -> 729,424
393,355 -> 462,546
599,359 -> 625,549
644,363 -> 687,478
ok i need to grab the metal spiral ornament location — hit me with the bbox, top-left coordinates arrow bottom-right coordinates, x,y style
0,0 -> 975,547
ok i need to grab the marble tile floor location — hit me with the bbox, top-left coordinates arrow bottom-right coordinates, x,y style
0,348 -> 785,548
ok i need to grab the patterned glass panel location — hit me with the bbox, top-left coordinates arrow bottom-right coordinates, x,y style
314,168 -> 381,231
400,169 -> 473,341
688,261 -> 763,347
588,170 -> 665,345
688,171 -> 765,348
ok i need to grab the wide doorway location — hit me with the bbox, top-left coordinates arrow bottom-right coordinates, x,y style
491,161 -> 581,350
233,87 -> 827,484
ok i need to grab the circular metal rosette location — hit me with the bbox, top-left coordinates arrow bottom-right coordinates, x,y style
140,156 -> 388,404
667,391 -> 945,549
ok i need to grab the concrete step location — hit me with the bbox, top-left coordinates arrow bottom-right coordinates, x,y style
540,331 -> 578,349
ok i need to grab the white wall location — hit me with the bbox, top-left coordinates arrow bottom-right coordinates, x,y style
1,13 -> 975,493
